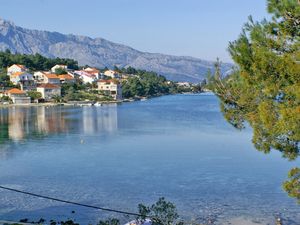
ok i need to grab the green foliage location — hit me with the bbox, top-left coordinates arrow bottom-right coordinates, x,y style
60,220 -> 79,225
52,95 -> 63,103
55,68 -> 68,75
0,51 -> 79,71
283,167 -> 300,203
121,69 -> 171,98
0,96 -> 11,102
210,0 -> 300,202
137,197 -> 181,225
0,69 -> 14,88
27,91 -> 42,100
61,83 -> 113,102
98,219 -> 120,225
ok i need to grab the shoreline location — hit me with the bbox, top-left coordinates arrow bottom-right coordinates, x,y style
0,92 -> 207,108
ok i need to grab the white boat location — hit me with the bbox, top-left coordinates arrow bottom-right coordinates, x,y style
94,102 -> 102,107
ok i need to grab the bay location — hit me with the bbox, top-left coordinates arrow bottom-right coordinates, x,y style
0,94 -> 299,224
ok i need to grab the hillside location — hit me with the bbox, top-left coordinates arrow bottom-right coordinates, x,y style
0,18 -> 232,82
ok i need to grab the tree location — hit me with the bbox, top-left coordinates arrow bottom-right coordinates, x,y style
98,219 -> 120,225
0,69 -> 14,88
55,68 -> 67,75
137,197 -> 182,225
210,0 -> 300,201
283,167 -> 300,203
27,91 -> 42,101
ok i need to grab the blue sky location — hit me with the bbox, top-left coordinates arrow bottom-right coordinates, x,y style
0,0 -> 269,62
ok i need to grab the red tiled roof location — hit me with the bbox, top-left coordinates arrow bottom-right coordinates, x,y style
44,74 -> 59,79
9,64 -> 27,69
38,83 -> 61,89
58,74 -> 74,80
6,88 -> 25,94
11,72 -> 26,77
84,68 -> 100,73
98,79 -> 119,84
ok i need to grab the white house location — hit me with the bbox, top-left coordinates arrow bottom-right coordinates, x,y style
33,72 -> 60,84
51,64 -> 68,73
7,64 -> 28,76
104,70 -> 119,79
98,79 -> 122,100
33,71 -> 46,83
43,73 -> 61,84
177,82 -> 191,87
74,70 -> 97,84
10,72 -> 35,91
58,74 -> 76,84
4,88 -> 31,104
84,67 -> 100,78
37,83 -> 61,100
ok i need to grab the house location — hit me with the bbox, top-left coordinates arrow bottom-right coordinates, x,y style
10,72 -> 34,84
177,82 -> 191,87
43,73 -> 60,84
7,64 -> 28,76
10,72 -> 35,91
84,67 -> 100,78
37,83 -> 61,100
104,70 -> 119,79
33,72 -> 60,84
98,79 -> 122,100
33,71 -> 47,83
58,74 -> 76,84
74,70 -> 97,84
51,64 -> 68,73
4,88 -> 31,104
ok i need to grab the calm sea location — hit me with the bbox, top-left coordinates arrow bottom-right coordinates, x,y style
0,94 -> 299,224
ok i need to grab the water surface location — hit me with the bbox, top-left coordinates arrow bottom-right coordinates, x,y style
0,94 -> 299,224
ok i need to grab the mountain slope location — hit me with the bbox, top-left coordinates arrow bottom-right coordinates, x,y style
0,18 -> 232,82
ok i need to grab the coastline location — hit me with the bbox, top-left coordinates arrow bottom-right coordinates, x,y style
0,92 -> 207,108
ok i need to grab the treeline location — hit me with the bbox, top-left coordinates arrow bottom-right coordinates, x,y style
0,50 -> 79,71
120,67 -> 179,98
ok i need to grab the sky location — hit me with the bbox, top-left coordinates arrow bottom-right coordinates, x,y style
0,0 -> 269,63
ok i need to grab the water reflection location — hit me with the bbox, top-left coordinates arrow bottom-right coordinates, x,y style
0,105 -> 119,144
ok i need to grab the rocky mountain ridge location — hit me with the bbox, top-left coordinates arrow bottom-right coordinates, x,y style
0,18 -> 232,82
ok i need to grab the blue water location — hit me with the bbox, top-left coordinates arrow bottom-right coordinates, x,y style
0,94 -> 299,224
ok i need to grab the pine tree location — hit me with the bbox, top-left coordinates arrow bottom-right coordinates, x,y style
211,0 -> 300,202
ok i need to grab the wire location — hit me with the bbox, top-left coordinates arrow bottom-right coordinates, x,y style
0,185 -> 144,217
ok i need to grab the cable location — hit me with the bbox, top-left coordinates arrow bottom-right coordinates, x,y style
0,185 -> 144,217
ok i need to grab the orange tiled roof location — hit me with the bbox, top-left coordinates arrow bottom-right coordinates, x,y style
98,79 -> 119,84
58,74 -> 74,80
38,83 -> 60,89
84,68 -> 100,73
11,72 -> 26,77
6,88 -> 25,94
8,64 -> 27,69
44,74 -> 59,79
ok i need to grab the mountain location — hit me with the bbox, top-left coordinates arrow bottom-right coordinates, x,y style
0,18 -> 232,82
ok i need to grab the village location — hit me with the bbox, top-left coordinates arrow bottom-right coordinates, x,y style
0,64 -> 127,105
0,63 -> 200,106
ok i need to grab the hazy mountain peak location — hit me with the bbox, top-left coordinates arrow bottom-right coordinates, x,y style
0,18 -> 232,82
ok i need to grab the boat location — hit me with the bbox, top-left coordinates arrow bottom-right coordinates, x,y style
94,102 -> 102,107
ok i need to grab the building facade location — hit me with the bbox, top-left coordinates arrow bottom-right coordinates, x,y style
37,83 -> 61,100
98,79 -> 122,100
7,64 -> 28,76
4,88 -> 31,104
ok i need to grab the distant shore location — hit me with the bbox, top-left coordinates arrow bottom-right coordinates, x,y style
0,96 -> 147,108
0,92 -> 209,108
